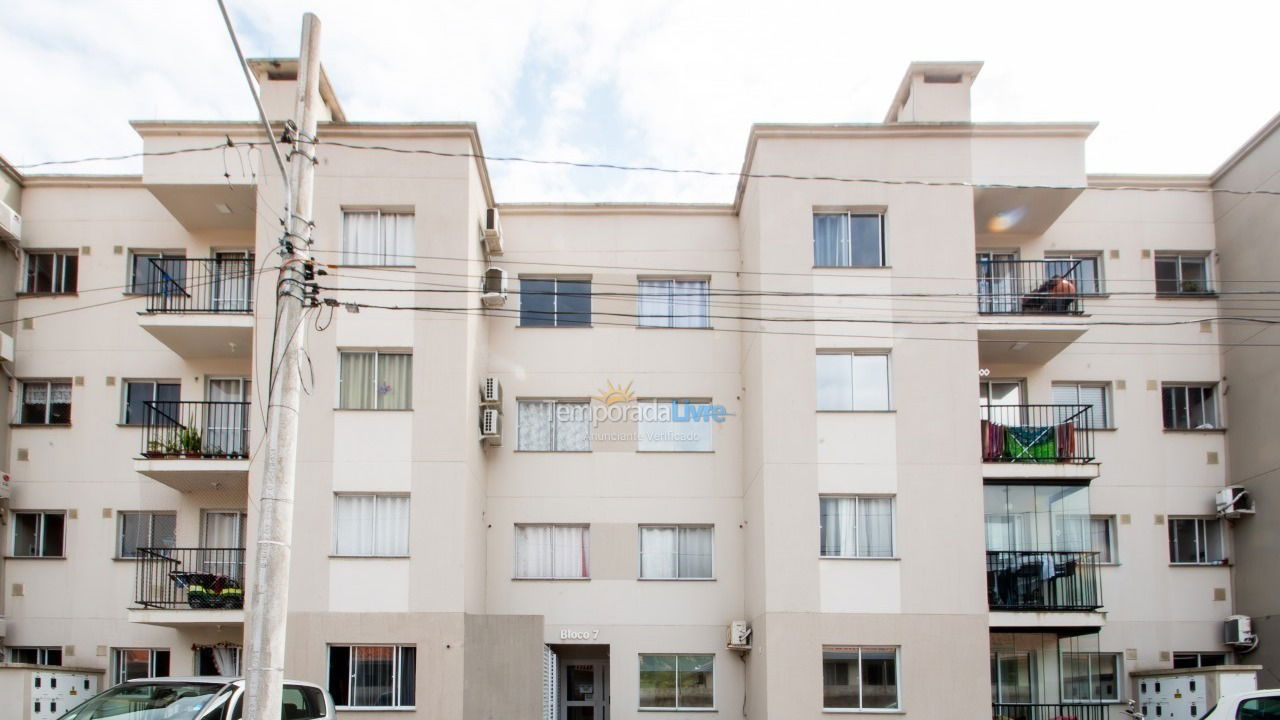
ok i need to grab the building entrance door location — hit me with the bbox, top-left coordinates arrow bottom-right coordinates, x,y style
562,660 -> 608,720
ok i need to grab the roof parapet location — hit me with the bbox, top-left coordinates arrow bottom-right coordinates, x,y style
884,61 -> 983,123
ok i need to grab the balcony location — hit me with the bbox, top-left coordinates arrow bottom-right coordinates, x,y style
977,259 -> 1087,364
988,550 -> 1104,632
981,404 -> 1098,480
992,703 -> 1108,720
133,401 -> 250,494
137,258 -> 254,360
129,547 -> 245,628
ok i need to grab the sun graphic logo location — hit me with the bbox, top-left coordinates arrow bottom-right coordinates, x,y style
594,379 -> 636,405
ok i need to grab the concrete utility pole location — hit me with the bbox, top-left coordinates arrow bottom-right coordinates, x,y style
244,12 -> 321,720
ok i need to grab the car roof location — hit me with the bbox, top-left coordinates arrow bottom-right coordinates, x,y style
1222,689 -> 1280,701
121,677 -> 325,691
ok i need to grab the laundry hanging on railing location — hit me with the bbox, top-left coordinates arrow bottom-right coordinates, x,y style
981,420 -> 1077,462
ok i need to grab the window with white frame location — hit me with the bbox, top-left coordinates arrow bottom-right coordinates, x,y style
1155,253 -> 1212,295
639,654 -> 714,709
112,648 -> 170,685
822,646 -> 900,710
328,645 -> 416,709
23,251 -> 78,294
813,212 -> 885,267
517,400 -> 590,451
122,380 -> 181,425
1061,652 -> 1121,703
519,277 -> 592,327
341,210 -> 415,266
1169,517 -> 1225,565
816,353 -> 890,411
637,278 -> 710,328
1045,253 -> 1103,295
333,494 -> 410,556
1172,652 -> 1230,669
12,511 -> 65,557
1052,382 -> 1111,429
639,525 -> 713,579
128,251 -> 185,295
19,380 -> 71,425
514,524 -> 589,579
118,511 -> 176,559
6,647 -> 62,665
1162,384 -> 1220,429
637,399 -> 714,452
819,496 -> 895,558
194,644 -> 242,677
338,351 -> 412,410
1090,516 -> 1117,564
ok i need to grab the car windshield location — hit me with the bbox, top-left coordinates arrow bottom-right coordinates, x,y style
58,682 -> 227,720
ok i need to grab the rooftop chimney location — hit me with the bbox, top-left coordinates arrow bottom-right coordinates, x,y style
884,61 -> 983,123
245,58 -> 347,123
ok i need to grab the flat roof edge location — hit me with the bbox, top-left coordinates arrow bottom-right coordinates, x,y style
1210,110 -> 1280,184
499,202 -> 735,216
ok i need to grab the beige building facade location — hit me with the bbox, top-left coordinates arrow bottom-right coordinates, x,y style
0,60 -> 1273,719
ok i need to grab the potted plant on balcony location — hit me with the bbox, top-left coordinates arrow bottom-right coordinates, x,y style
176,413 -> 203,458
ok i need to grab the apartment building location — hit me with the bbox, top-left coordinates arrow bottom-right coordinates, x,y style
0,59 -> 1269,720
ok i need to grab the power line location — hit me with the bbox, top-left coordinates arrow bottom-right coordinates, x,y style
12,141 -> 264,170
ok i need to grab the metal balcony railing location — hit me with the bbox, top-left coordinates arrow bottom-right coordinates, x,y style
977,259 -> 1085,315
139,400 -> 250,459
987,551 -> 1102,611
134,547 -> 245,610
992,703 -> 1109,720
981,404 -> 1095,463
144,258 -> 254,314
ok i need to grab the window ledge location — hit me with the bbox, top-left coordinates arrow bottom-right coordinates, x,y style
325,265 -> 418,271
335,707 -> 416,712
1163,427 -> 1227,434
1155,293 -> 1218,299
1169,562 -> 1231,568
17,292 -> 79,298
10,423 -> 72,428
515,325 -> 595,329
636,326 -> 714,331
333,408 -> 415,412
639,708 -> 719,713
637,577 -> 717,582
513,449 -> 593,454
4,555 -> 66,560
817,409 -> 896,414
822,710 -> 905,715
511,577 -> 591,581
636,450 -> 716,454
329,555 -> 410,559
813,266 -> 892,271
819,556 -> 901,561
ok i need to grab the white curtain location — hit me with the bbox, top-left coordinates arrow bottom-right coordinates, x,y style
820,497 -> 858,557
516,525 -> 588,578
342,212 -> 382,266
637,280 -> 669,327
518,401 -> 554,450
850,355 -> 890,411
382,213 -> 415,266
211,646 -> 240,677
554,402 -> 590,451
672,281 -> 709,328
340,352 -> 376,409
678,526 -> 713,578
377,353 -> 413,410
374,496 -> 410,555
857,498 -> 894,557
335,495 -> 376,555
640,526 -> 678,578
813,214 -> 848,266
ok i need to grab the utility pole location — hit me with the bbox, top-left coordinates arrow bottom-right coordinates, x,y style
244,12 -> 321,720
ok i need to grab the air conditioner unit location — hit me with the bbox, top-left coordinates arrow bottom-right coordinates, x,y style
1216,486 -> 1255,519
481,267 -> 508,308
0,201 -> 20,241
0,331 -> 13,363
0,471 -> 10,500
727,620 -> 752,651
482,208 -> 504,256
480,407 -> 502,446
1225,615 -> 1257,647
480,377 -> 502,405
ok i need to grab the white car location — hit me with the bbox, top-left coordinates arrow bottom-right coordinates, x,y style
56,677 -> 336,720
1197,690 -> 1280,720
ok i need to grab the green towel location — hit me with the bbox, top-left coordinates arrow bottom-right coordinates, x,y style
1005,426 -> 1057,461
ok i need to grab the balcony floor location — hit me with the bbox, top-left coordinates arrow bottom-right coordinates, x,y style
989,610 -> 1106,636
128,608 -> 244,629
138,312 -> 253,359
982,462 -> 1100,481
133,458 -> 249,494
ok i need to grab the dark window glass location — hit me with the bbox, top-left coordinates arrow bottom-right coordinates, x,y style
519,278 -> 556,326
398,647 -> 416,707
328,646 -> 351,706
1155,257 -> 1180,294
1237,697 -> 1280,720
556,280 -> 591,327
124,382 -> 181,425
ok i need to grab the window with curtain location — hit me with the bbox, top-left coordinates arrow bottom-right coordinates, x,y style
822,646 -> 899,710
118,512 -> 176,558
129,251 -> 186,295
333,494 -> 410,556
112,648 -> 170,685
1052,382 -> 1111,429
339,351 -> 412,410
1161,384 -> 1219,429
1168,517 -> 1225,564
639,654 -> 714,709
1090,516 -> 1117,564
24,251 -> 78,294
1061,652 -> 1121,703
819,496 -> 895,558
20,380 -> 71,425
813,212 -> 885,267
341,211 -> 415,266
639,525 -> 714,579
1045,253 -> 1103,294
12,511 -> 65,557
194,645 -> 242,676
637,278 -> 710,328
517,400 -> 590,451
518,277 -> 591,327
122,380 -> 181,425
816,353 -> 890,411
328,645 -> 416,709
637,399 -> 714,452
1155,253 -> 1212,295
514,524 -> 589,579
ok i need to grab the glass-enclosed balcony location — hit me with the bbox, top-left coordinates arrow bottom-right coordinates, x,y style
991,633 -> 1116,720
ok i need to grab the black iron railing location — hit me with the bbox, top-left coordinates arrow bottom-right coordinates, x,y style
139,400 -> 250,459
981,404 -> 1095,463
134,547 -> 245,609
987,551 -> 1102,611
992,703 -> 1109,720
144,258 -> 254,314
977,259 -> 1085,315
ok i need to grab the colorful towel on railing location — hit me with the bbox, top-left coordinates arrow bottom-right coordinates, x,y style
1055,420 -> 1076,460
982,420 -> 1006,459
1004,425 -> 1057,461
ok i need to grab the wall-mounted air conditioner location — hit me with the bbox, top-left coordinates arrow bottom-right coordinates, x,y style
0,201 -> 20,242
480,377 -> 502,406
483,208 -> 504,256
482,267 -> 508,308
727,620 -> 752,651
0,331 -> 13,363
480,407 -> 502,446
1216,486 -> 1255,519
1225,615 -> 1257,647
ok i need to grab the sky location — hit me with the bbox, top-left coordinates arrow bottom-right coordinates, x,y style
3,0 -> 1279,203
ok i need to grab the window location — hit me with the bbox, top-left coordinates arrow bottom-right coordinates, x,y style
639,654 -> 714,710
112,648 -> 170,685
637,278 -> 710,328
1061,652 -> 1121,703
814,212 -> 885,267
822,646 -> 900,710
819,496 -> 895,558
122,380 -> 181,425
1052,383 -> 1111,429
1169,517 -> 1226,565
637,400 -> 714,452
816,353 -> 890,411
519,277 -> 591,327
990,650 -> 1033,704
19,380 -> 71,425
1236,697 -> 1280,719
639,525 -> 713,579
1045,253 -> 1103,295
118,512 -> 176,559
1155,253 -> 1212,295
129,251 -> 185,294
328,645 -> 416,709
12,511 -> 65,557
1090,516 -> 1117,564
338,351 -> 412,410
517,400 -> 590,451
341,210 -> 415,266
514,524 -> 589,579
333,494 -> 410,556
7,647 -> 62,665
1172,652 -> 1229,669
23,251 -> 78,294
194,645 -> 242,676
1162,384 -> 1220,429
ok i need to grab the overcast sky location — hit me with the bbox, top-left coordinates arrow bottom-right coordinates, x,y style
3,0 -> 1279,202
